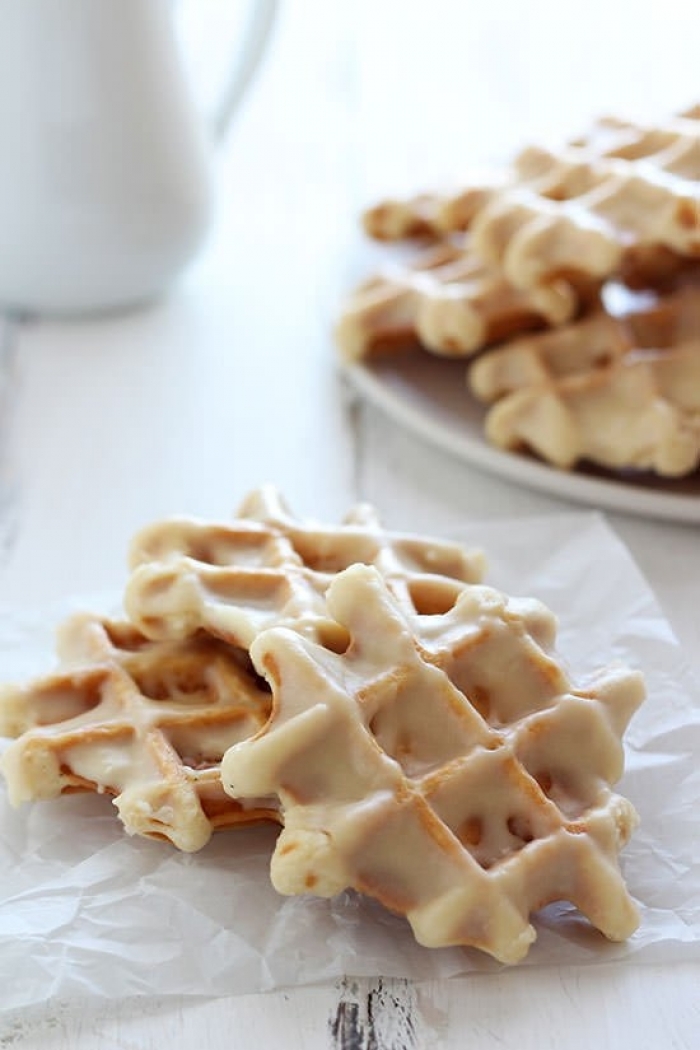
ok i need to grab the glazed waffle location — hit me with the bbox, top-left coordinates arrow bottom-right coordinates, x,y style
0,614 -> 277,851
469,286 -> 700,475
362,109 -> 700,291
222,564 -> 644,964
335,239 -> 581,361
470,283 -> 700,400
125,486 -> 485,650
472,113 -> 700,291
339,109 -> 700,362
362,182 -> 500,242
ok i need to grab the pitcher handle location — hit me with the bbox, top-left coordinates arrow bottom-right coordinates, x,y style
210,0 -> 278,141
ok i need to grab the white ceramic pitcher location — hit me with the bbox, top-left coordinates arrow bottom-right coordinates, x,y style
0,0 -> 277,316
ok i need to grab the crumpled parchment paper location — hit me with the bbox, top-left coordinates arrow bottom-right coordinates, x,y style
1,512 -> 699,1013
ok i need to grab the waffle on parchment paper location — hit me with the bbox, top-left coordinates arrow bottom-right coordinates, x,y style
124,485 -> 485,649
222,563 -> 645,964
1,492 -> 646,961
0,613 -> 278,850
336,105 -> 700,478
0,488 -> 484,849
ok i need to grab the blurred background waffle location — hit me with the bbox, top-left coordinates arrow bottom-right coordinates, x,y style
336,102 -> 700,498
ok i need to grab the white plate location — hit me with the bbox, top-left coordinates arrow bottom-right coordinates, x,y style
342,351 -> 700,525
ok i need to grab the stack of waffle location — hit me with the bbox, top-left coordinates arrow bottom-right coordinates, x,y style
0,489 -> 645,963
336,106 -> 700,476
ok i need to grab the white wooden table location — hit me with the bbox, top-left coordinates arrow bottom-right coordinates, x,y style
1,3 -> 699,1046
